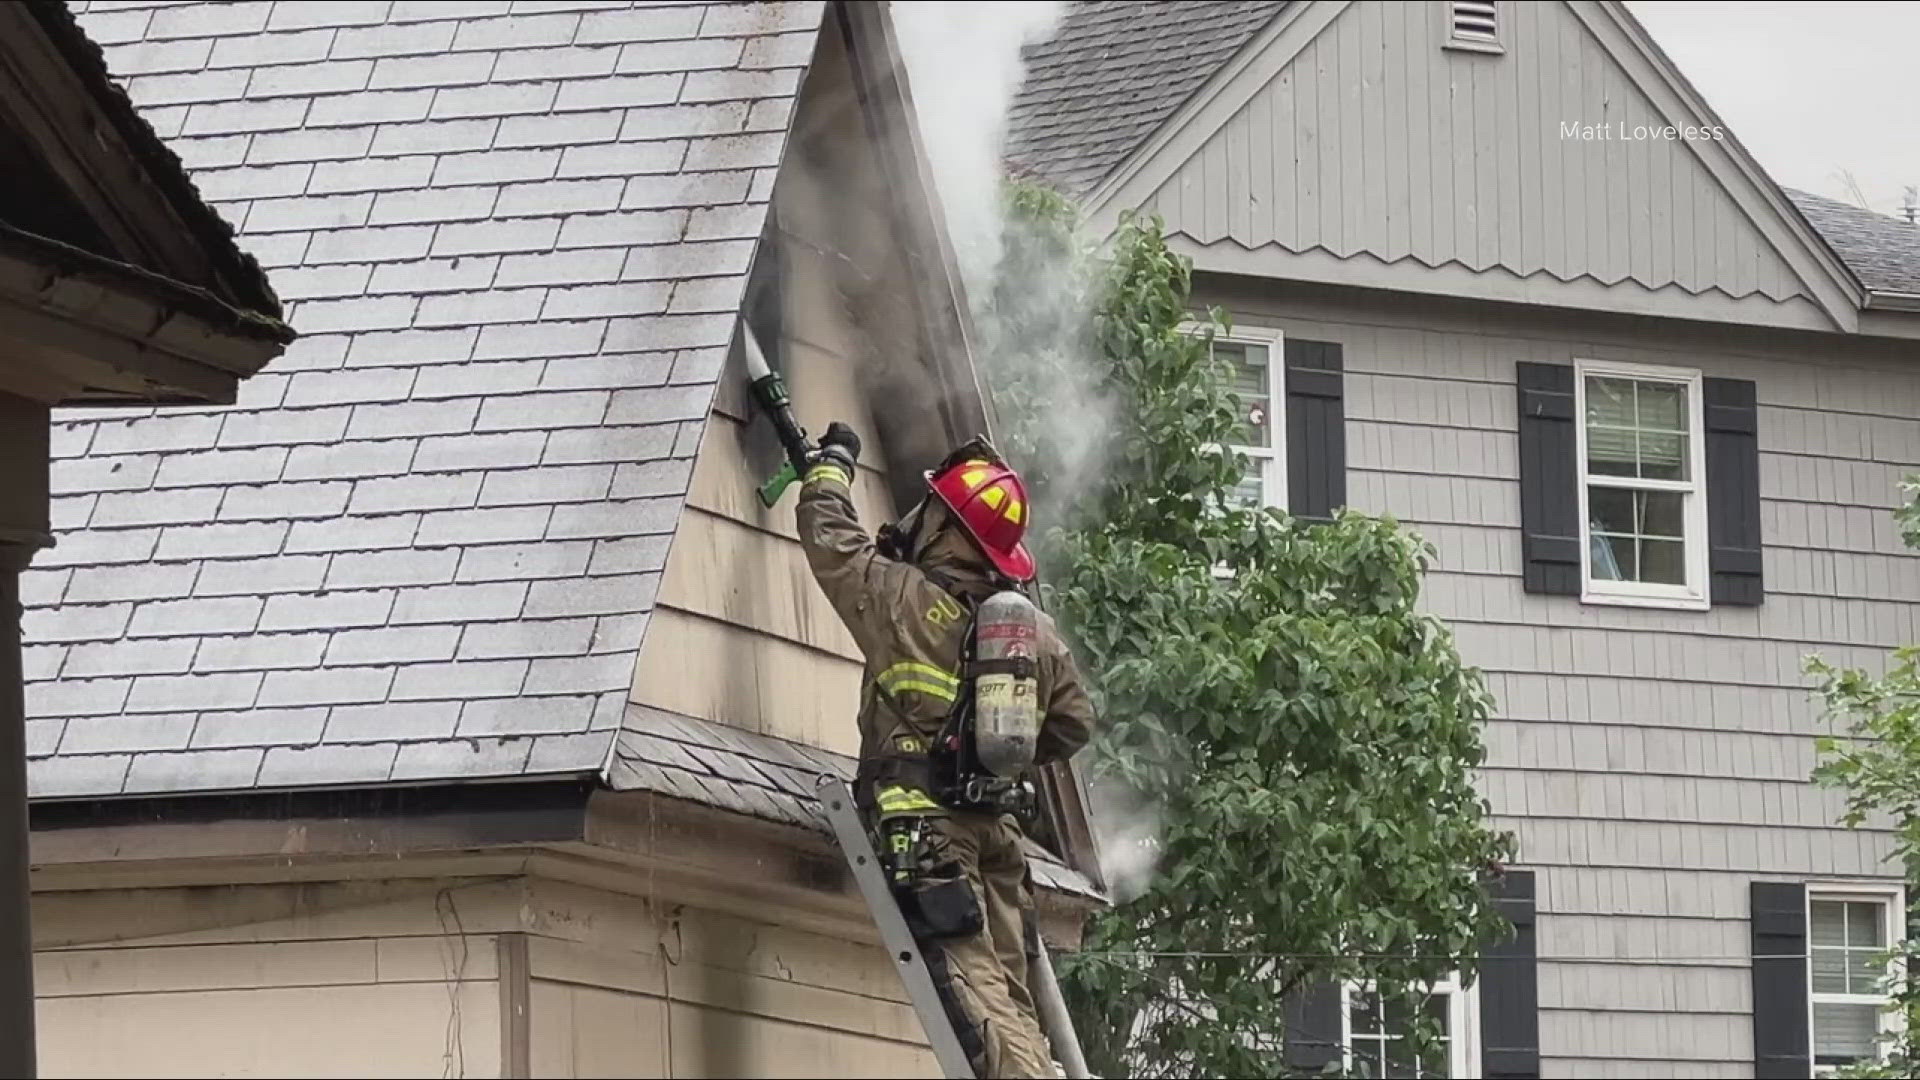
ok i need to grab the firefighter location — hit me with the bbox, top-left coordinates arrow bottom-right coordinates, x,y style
796,422 -> 1096,1079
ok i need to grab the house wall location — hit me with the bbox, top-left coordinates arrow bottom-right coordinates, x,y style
1129,0 -> 1840,330
524,881 -> 933,1078
30,861 -> 934,1079
31,876 -> 509,1078
1198,276 -> 1916,1078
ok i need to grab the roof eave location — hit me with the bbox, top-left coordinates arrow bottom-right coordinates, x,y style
15,0 -> 286,324
0,226 -> 293,405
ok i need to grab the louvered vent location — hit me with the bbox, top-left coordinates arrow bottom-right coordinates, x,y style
1451,0 -> 1499,43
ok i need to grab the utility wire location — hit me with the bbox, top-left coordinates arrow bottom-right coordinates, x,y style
1074,949 -> 1844,962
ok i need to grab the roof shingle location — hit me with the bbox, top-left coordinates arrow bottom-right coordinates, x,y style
25,0 -> 823,799
1006,1 -> 1283,194
1787,188 -> 1920,296
612,703 -> 1102,901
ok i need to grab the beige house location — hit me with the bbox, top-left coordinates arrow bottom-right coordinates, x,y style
0,3 -> 292,1073
1011,2 -> 1920,1077
27,2 -> 1095,1077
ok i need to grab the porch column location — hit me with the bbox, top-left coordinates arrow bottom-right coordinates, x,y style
0,392 -> 51,1078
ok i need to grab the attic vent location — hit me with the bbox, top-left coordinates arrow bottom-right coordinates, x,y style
1447,1 -> 1503,52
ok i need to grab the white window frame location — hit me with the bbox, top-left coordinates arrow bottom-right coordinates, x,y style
1185,321 -> 1286,511
1573,358 -> 1710,611
1807,882 -> 1909,1075
1341,973 -> 1481,1079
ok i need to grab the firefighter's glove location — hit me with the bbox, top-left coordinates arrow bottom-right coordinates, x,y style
812,421 -> 861,474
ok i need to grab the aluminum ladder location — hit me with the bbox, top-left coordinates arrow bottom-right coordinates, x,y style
818,777 -> 1092,1079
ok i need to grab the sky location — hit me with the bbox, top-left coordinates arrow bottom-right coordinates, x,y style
1627,1 -> 1920,218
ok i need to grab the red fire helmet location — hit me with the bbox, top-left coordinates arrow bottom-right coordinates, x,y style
927,453 -> 1036,582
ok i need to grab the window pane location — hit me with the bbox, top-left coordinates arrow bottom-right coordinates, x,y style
1590,531 -> 1635,581
1223,453 -> 1275,510
1638,490 -> 1685,538
1218,342 -> 1273,450
1639,539 -> 1686,585
1812,945 -> 1849,994
1352,989 -> 1385,1035
1813,1001 -> 1880,1063
1812,901 -> 1848,946
1638,432 -> 1689,481
1587,426 -> 1637,476
1850,948 -> 1888,995
1352,1038 -> 1387,1078
1848,902 -> 1886,948
1589,487 -> 1689,586
1584,375 -> 1692,480
1636,380 -> 1688,432
1229,469 -> 1266,509
1589,486 -> 1637,534
1386,1033 -> 1424,1078
1587,377 -> 1636,427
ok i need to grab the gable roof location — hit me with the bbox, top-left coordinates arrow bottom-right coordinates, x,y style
1006,1 -> 1281,195
14,0 -> 284,328
1011,1 -> 1920,331
1788,189 -> 1920,296
24,0 -> 823,800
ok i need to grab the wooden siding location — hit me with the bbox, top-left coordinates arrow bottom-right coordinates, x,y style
1145,1 -> 1831,325
628,10 -> 962,758
32,867 -> 935,1078
525,900 -> 933,1078
33,878 -> 508,1078
1202,280 -> 1916,1077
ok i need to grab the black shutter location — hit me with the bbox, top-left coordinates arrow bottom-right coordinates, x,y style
1705,378 -> 1764,606
1480,869 -> 1541,1079
1285,339 -> 1345,521
1516,363 -> 1581,595
1283,977 -> 1343,1072
1751,881 -> 1810,1079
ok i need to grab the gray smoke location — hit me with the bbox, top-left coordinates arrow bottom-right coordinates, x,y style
892,1 -> 1064,300
894,3 -> 1164,898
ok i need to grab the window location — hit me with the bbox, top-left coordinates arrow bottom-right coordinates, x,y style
1343,975 -> 1479,1078
1809,888 -> 1905,1072
1208,328 -> 1285,508
1445,1 -> 1503,53
1575,360 -> 1709,609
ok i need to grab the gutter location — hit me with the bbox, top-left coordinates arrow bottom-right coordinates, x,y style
1864,290 -> 1920,313
0,227 -> 293,403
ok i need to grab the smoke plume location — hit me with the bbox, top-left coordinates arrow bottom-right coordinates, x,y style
891,1 -> 1064,300
893,4 -> 1166,898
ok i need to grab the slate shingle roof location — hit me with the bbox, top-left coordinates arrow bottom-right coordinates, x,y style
1787,188 -> 1920,296
25,0 -> 823,799
1005,0 -> 1283,194
617,702 -> 1100,900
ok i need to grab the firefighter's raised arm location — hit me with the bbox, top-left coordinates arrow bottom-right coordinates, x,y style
794,422 -> 894,653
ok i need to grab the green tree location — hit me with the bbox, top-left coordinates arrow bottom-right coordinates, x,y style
976,187 -> 1514,1078
1808,481 -> 1920,1078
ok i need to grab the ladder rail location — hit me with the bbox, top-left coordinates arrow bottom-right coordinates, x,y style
819,778 -> 979,1079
